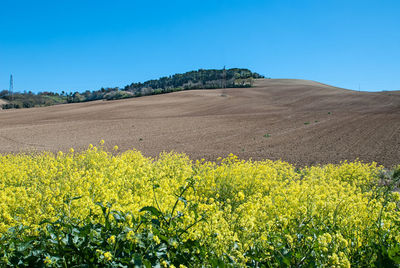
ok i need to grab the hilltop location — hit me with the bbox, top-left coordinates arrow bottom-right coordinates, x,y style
0,78 -> 399,167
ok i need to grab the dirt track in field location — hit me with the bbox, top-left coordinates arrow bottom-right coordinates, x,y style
0,79 -> 399,167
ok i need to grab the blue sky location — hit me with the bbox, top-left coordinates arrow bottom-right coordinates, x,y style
1,0 -> 399,93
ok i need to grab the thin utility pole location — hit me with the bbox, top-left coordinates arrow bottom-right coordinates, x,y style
222,66 -> 226,88
9,74 -> 14,101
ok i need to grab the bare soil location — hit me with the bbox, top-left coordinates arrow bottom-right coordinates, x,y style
0,79 -> 399,167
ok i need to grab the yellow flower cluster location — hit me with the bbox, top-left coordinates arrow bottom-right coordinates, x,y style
44,256 -> 52,266
107,235 -> 116,245
96,249 -> 112,262
0,145 -> 399,266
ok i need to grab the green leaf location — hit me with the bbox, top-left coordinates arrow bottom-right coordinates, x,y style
388,245 -> 400,263
151,219 -> 161,227
113,212 -> 124,222
143,259 -> 152,268
139,206 -> 162,217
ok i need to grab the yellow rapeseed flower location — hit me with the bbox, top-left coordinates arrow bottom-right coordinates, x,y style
103,251 -> 112,261
153,235 -> 161,244
44,256 -> 52,265
0,144 -> 397,266
107,235 -> 116,245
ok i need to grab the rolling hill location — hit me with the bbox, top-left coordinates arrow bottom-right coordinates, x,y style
0,79 -> 399,167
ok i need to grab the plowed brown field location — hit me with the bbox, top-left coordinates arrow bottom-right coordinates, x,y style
1,79 -> 399,166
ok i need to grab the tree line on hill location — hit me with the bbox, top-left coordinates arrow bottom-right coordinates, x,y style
1,68 -> 264,109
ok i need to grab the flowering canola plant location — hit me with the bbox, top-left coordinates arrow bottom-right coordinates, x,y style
0,144 -> 399,266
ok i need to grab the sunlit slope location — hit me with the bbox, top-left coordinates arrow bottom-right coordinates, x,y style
0,79 -> 399,166
0,99 -> 8,107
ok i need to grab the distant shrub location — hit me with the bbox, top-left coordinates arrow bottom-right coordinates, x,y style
104,91 -> 134,100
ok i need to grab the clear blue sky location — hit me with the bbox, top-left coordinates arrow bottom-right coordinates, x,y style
1,0 -> 399,93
